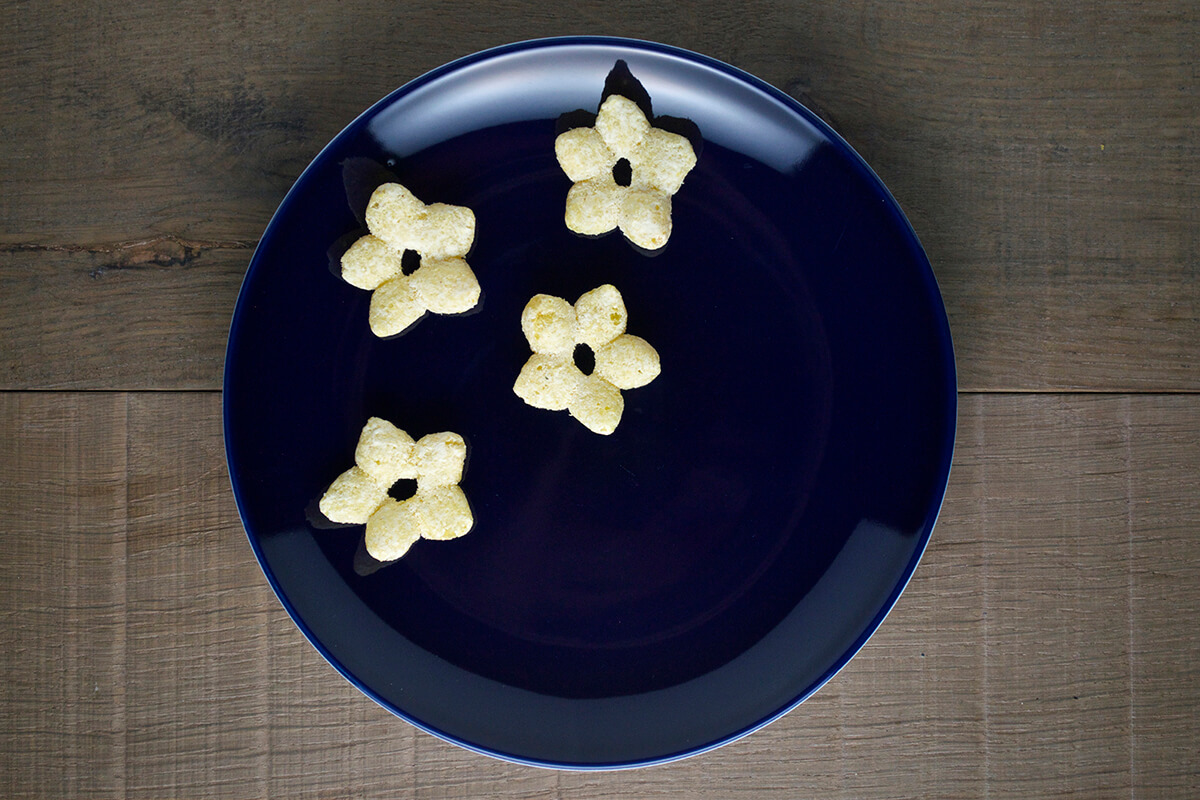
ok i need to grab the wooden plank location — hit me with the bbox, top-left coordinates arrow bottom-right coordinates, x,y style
0,393 -> 129,798
1123,399 -> 1200,794
1,391 -> 1198,795
804,2 -> 1199,393
1,1 -> 1196,391
120,392 -> 272,797
0,243 -> 249,390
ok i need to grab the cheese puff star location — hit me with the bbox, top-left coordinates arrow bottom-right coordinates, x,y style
513,284 -> 661,435
339,183 -> 481,337
555,95 -> 697,250
319,417 -> 474,562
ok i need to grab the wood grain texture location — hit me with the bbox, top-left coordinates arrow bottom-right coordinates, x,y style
0,243 -> 250,390
0,393 -> 129,798
1,392 -> 1197,798
1,0 -> 1195,390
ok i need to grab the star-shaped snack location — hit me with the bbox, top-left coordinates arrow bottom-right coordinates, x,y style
319,417 -> 473,561
513,284 -> 661,435
339,183 -> 480,337
555,95 -> 697,250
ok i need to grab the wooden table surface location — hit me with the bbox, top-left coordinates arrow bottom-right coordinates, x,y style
2,1 -> 1196,797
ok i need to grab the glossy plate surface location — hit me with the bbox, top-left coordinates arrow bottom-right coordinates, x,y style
224,37 -> 956,769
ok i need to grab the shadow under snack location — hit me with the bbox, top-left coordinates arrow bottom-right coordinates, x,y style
353,538 -> 389,577
305,487 -> 396,577
554,60 -> 703,156
601,59 -> 703,159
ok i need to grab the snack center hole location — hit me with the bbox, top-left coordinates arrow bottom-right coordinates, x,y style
573,343 -> 595,375
612,158 -> 632,187
400,250 -> 421,276
388,478 -> 417,502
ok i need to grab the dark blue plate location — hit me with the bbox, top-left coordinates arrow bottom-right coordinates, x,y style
224,37 -> 956,769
